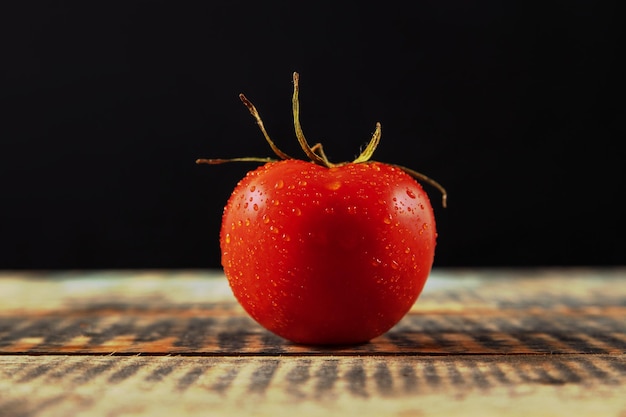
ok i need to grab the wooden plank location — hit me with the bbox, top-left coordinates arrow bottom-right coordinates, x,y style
1,268 -> 625,355
0,268 -> 625,416
1,354 -> 625,417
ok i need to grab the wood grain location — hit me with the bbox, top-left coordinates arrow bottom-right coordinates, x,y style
1,268 -> 625,416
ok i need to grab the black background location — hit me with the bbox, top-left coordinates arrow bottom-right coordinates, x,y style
2,1 -> 624,270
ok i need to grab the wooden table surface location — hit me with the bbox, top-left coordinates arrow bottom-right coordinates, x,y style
0,268 -> 625,416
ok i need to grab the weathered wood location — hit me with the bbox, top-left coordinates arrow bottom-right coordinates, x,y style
1,354 -> 625,417
0,268 -> 625,416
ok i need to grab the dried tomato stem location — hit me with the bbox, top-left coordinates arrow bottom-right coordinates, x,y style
353,122 -> 382,164
311,143 -> 331,162
391,164 -> 448,208
292,72 -> 333,167
196,157 -> 276,165
239,94 -> 292,160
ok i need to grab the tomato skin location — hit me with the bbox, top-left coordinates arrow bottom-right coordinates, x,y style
220,159 -> 436,345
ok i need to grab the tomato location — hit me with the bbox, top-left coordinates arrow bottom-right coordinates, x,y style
198,73 -> 446,345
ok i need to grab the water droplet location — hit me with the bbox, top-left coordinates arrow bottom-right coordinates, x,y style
347,206 -> 357,215
275,179 -> 284,189
371,258 -> 382,267
391,260 -> 399,270
225,234 -> 231,244
282,233 -> 291,241
262,214 -> 270,224
326,181 -> 341,191
324,207 -> 334,215
383,215 -> 392,224
292,207 -> 302,216
406,189 -> 416,199
298,180 -> 307,187
253,203 -> 259,211
245,218 -> 250,226
250,185 -> 256,192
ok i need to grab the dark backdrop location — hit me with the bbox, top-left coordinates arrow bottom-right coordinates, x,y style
2,1 -> 624,269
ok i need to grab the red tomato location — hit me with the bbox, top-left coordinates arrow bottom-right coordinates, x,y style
221,159 -> 437,344
198,73 -> 445,345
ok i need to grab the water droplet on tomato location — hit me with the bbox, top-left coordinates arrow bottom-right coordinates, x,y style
326,181 -> 341,191
282,233 -> 291,241
383,215 -> 392,224
275,179 -> 284,189
253,203 -> 259,211
262,214 -> 270,224
225,234 -> 231,244
245,218 -> 250,226
406,189 -> 416,199
347,206 -> 357,215
292,207 -> 302,216
371,258 -> 382,267
250,185 -> 256,192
